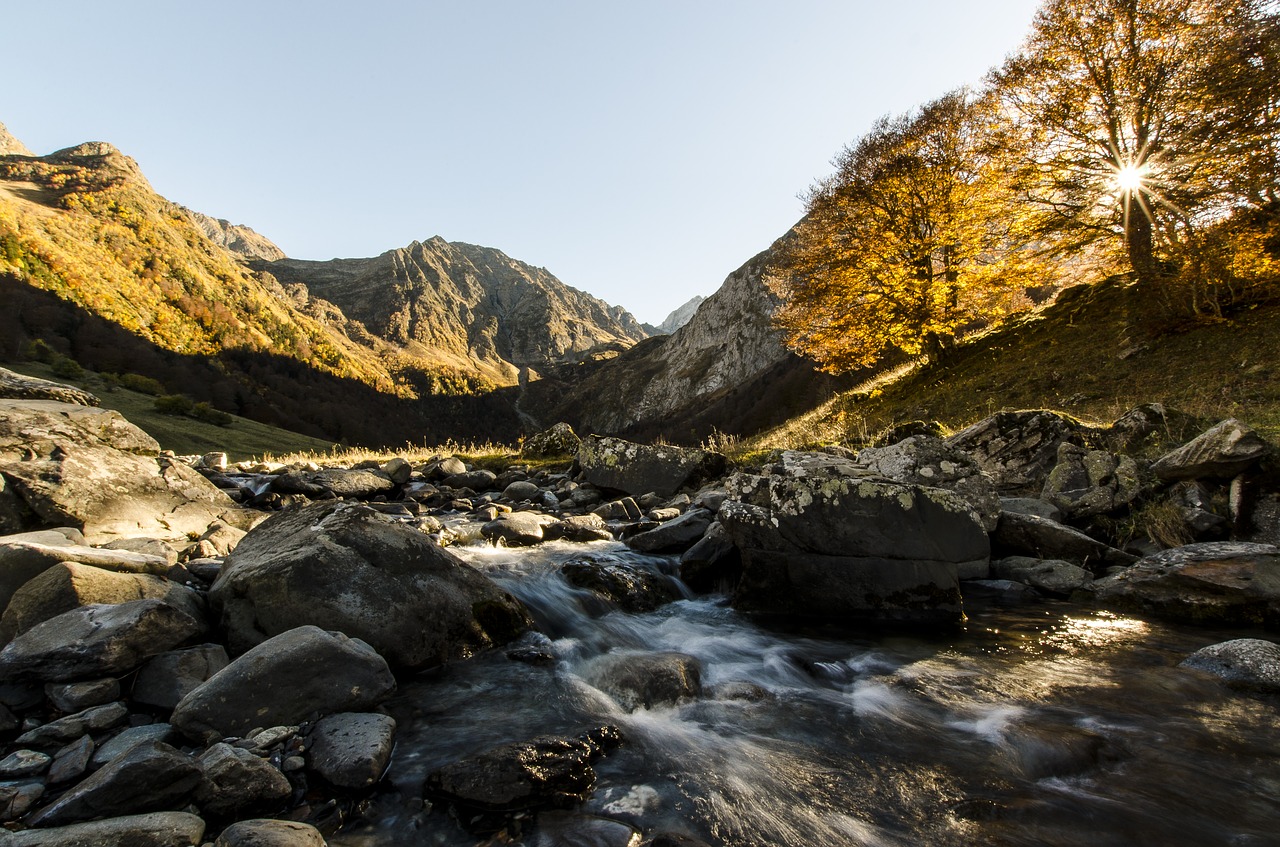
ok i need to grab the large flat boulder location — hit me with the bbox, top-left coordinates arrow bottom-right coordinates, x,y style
1150,418 -> 1270,481
209,502 -> 531,668
0,367 -> 99,406
0,811 -> 206,846
577,436 -> 725,498
26,741 -> 201,827
0,540 -> 170,617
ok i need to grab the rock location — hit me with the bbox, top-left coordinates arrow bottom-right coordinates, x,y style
481,511 -> 555,546
443,469 -> 498,491
1151,418 -> 1270,481
0,563 -> 205,645
101,537 -> 179,565
544,514 -> 614,543
1170,481 -> 1229,538
0,600 -> 203,683
945,410 -> 1086,495
961,579 -> 1038,603
131,645 -> 230,711
0,541 -> 171,619
210,502 -> 531,669
91,723 -> 176,768
0,399 -> 237,543
856,435 -> 1002,530
561,558 -> 682,613
195,742 -> 293,818
46,678 -> 121,713
306,712 -> 396,790
16,703 -> 127,747
992,511 -> 1136,570
992,557 -> 1092,596
431,457 -> 468,478
577,436 -> 726,498
626,509 -> 713,554
1040,443 -> 1142,519
679,521 -> 742,593
502,480 -> 543,502
0,749 -> 50,779
181,521 -> 246,561
1102,403 -> 1203,453
0,780 -> 43,820
1094,542 -> 1280,627
0,367 -> 98,407
998,497 -> 1062,522
522,422 -> 582,458
213,819 -> 327,846
311,467 -> 394,498
27,740 -> 201,827
381,457 -> 413,485
0,811 -> 206,846
719,458 -> 984,623
47,734 -> 94,784
589,652 -> 702,710
1180,638 -> 1280,692
170,626 -> 395,743
530,812 -> 642,847
594,497 -> 644,521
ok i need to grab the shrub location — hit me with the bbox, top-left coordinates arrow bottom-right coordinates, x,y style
50,354 -> 84,380
120,373 -> 166,395
191,402 -> 234,427
23,338 -> 56,363
154,394 -> 194,416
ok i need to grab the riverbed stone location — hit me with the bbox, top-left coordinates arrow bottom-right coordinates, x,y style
16,702 -> 127,748
131,644 -> 230,711
195,742 -> 293,818
91,723 -> 176,768
0,599 -> 203,683
1180,638 -> 1280,692
311,467 -> 395,499
992,511 -> 1136,570
213,819 -> 327,846
1151,418 -> 1270,481
945,410 -> 1086,495
210,501 -> 531,669
170,626 -> 395,743
544,514 -> 614,542
578,436 -> 726,498
482,511 -> 555,546
1,811 -> 206,846
992,556 -> 1093,596
0,780 -> 43,820
627,508 -> 713,554
562,558 -> 682,613
46,734 -> 94,784
1095,542 -> 1280,627
306,711 -> 396,790
0,749 -> 50,779
0,540 -> 171,619
590,651 -> 702,711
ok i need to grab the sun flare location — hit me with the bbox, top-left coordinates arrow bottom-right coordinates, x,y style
1113,163 -> 1147,193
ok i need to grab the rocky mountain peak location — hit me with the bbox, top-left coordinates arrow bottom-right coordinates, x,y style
0,122 -> 34,157
186,209 -> 286,262
656,296 -> 707,334
46,141 -> 150,189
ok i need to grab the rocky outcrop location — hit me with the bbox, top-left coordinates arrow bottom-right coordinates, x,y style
577,436 -> 725,498
1150,418 -> 1270,481
946,410 -> 1087,495
0,367 -> 98,407
655,296 -> 706,334
185,209 -> 286,262
0,121 -> 35,157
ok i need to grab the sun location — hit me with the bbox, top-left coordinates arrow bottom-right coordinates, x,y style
1112,163 -> 1147,193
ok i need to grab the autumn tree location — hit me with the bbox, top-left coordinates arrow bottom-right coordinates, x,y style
991,0 -> 1280,286
773,90 -> 1040,372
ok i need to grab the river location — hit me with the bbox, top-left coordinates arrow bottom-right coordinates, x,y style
330,539 -> 1280,847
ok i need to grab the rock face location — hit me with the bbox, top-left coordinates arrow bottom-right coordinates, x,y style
170,626 -> 396,742
1094,542 -> 1280,627
0,121 -> 35,157
186,209 -> 286,262
260,237 -> 648,383
655,295 -> 706,334
0,399 -> 235,543
1150,418 -> 1270,481
577,436 -> 726,498
210,502 -> 531,668
1040,443 -> 1142,519
719,453 -> 986,624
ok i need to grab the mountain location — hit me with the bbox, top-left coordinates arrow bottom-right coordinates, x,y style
0,123 -> 32,157
187,209 -> 286,262
258,239 -> 648,384
655,295 -> 706,334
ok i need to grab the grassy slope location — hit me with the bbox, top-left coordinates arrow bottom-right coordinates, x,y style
747,279 -> 1280,453
8,361 -> 334,461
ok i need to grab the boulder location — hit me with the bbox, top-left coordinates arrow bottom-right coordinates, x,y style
855,435 -> 1001,530
0,541 -> 170,617
443,469 -> 498,491
381,457 -> 413,485
0,563 -> 205,645
561,558 -> 682,613
0,399 -> 237,543
170,626 -> 395,743
626,508 -> 713,553
1040,443 -> 1142,519
15,702 -> 127,748
679,521 -> 742,593
589,651 -> 702,710
481,511 -> 555,547
181,521 -> 246,561
1102,403 -> 1204,453
0,367 -> 98,407
1094,542 -> 1280,627
306,712 -> 396,790
210,502 -> 531,668
1180,638 -> 1280,693
945,410 -> 1086,495
311,467 -> 394,498
1151,418 -> 1270,481
991,556 -> 1093,596
0,600 -> 203,683
522,422 -> 582,458
131,645 -> 230,712
46,678 -> 121,713
502,480 -> 543,502
992,511 -> 1136,570
0,811 -> 206,847
26,741 -> 201,827
543,514 -> 614,543
195,742 -> 292,818
213,819 -> 328,847
91,724 -> 176,768
577,436 -> 726,498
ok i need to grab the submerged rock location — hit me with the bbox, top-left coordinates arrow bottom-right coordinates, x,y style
589,651 -> 702,710
562,558 -> 682,613
1180,638 -> 1280,693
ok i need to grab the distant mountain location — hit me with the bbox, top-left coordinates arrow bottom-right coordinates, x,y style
259,238 -> 648,384
0,122 -> 32,157
187,209 -> 286,262
655,295 -> 706,334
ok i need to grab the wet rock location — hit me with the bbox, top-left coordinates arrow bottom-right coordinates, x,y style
0,563 -> 205,645
530,811 -> 642,847
590,651 -> 702,710
131,644 -> 230,712
1003,723 -> 1114,780
961,579 -> 1038,603
627,509 -> 713,554
1180,638 -> 1280,693
945,410 -> 1086,495
213,819 -> 327,846
562,558 -> 682,613
481,511 -> 555,547
992,557 -> 1093,597
1040,443 -> 1142,519
1151,418 -> 1270,481
91,723 -> 176,768
992,511 -> 1136,571
0,541 -> 171,618
306,712 -> 396,790
171,626 -> 395,743
16,702 -> 127,747
195,742 -> 292,818
0,749 -> 50,779
856,435 -> 1002,531
647,835 -> 713,847
1094,542 -> 1280,627
0,600 -> 202,683
47,734 -> 94,784
46,677 -> 120,713
0,780 -> 43,820
210,502 -> 531,669
27,740 -> 201,827
544,514 -> 614,543
578,436 -> 726,498
1,811 -> 206,846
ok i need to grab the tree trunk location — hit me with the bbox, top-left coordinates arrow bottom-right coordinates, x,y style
1126,209 -> 1157,282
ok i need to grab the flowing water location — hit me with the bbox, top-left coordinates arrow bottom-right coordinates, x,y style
330,541 -> 1280,847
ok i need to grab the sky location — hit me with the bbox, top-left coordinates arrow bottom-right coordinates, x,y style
2,1 -> 1043,325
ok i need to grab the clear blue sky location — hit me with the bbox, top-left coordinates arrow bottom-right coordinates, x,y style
3,1 -> 1042,324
